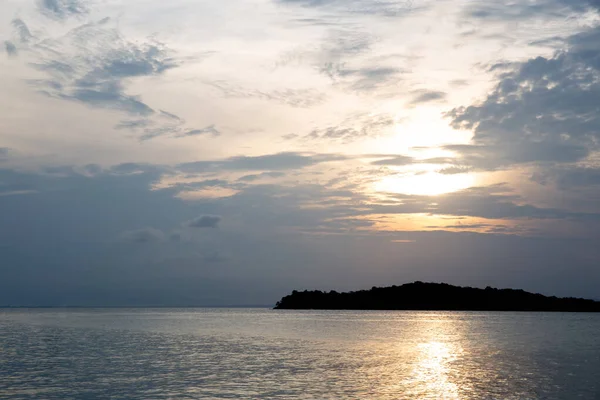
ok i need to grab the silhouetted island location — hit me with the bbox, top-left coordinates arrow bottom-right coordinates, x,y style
274,282 -> 600,312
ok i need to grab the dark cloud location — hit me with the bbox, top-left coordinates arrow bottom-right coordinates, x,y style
38,0 -> 89,20
465,0 -> 600,22
185,215 -> 221,228
4,41 -> 17,57
119,227 -> 165,243
531,166 -> 600,190
447,24 -> 600,171
2,164 -> 600,305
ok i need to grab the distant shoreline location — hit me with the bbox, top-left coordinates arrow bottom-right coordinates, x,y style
0,305 -> 272,309
274,282 -> 600,312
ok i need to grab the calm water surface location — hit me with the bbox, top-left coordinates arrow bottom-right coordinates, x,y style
1,309 -> 599,399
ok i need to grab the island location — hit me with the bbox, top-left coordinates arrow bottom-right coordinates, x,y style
274,282 -> 600,312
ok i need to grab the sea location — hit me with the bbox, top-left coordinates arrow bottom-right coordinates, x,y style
1,309 -> 599,399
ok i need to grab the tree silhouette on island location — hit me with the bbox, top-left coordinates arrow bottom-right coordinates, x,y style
274,282 -> 600,312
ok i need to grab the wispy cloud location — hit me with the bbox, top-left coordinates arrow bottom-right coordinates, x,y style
7,12 -> 211,141
205,81 -> 326,108
285,113 -> 396,143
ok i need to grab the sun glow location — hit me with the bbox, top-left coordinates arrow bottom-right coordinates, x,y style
375,171 -> 475,196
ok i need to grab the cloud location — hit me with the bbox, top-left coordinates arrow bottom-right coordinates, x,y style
288,113 -> 396,143
179,152 -> 347,173
465,0 -> 600,22
178,125 -> 220,138
32,19 -> 177,115
6,15 -> 208,140
238,172 -> 286,182
159,110 -> 182,121
277,0 -> 416,17
119,227 -> 165,243
371,155 -> 414,166
4,41 -> 17,57
531,166 -> 600,190
185,215 -> 221,228
3,164 -> 600,305
369,184 -> 599,221
409,90 -> 446,105
325,66 -> 404,92
11,19 -> 33,43
205,81 -> 327,108
38,0 -> 89,20
447,24 -> 600,171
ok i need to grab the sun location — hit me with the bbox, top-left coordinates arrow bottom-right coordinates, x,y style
374,170 -> 475,196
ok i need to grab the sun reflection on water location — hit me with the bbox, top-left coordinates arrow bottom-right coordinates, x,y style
409,341 -> 461,399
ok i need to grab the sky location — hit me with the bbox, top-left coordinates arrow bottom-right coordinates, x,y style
2,0 -> 600,306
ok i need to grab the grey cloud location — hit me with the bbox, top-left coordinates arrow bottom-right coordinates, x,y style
67,84 -> 154,115
238,172 -> 286,182
466,0 -> 600,22
429,223 -> 496,230
531,166 -> 600,190
277,0 -> 416,17
159,110 -> 182,121
437,165 -> 474,175
115,119 -> 151,130
179,152 -> 347,173
38,0 -> 89,20
4,41 -> 17,56
135,121 -> 220,141
178,125 -> 220,138
313,29 -> 404,92
276,29 -> 403,94
3,164 -> 600,305
185,215 -> 221,228
370,155 -> 466,168
447,25 -> 600,171
169,231 -> 182,242
371,155 -> 414,166
365,184 -> 599,221
119,227 -> 165,243
409,90 -> 446,105
12,19 -> 33,43
8,15 -> 205,140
